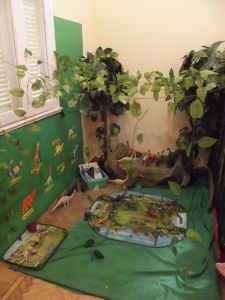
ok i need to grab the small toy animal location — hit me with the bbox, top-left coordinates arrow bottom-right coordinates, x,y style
51,188 -> 76,212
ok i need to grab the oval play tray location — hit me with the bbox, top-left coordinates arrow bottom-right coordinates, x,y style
88,191 -> 187,247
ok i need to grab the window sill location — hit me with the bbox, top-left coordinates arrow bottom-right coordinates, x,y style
0,106 -> 63,134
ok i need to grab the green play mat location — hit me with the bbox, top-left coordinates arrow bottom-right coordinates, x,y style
13,173 -> 220,300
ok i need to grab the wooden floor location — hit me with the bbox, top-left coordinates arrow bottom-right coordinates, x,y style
0,184 -> 224,299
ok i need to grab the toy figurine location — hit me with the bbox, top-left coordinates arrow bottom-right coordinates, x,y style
143,150 -> 157,166
51,188 -> 76,212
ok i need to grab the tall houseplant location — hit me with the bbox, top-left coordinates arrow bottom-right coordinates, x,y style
71,47 -> 140,161
138,41 -> 225,163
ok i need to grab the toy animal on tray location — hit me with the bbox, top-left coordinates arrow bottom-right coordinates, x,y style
51,188 -> 76,212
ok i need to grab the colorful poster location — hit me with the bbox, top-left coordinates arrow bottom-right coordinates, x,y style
71,144 -> 78,164
67,127 -> 77,140
57,162 -> 66,175
21,189 -> 36,221
31,141 -> 43,174
8,159 -> 23,185
52,138 -> 64,156
44,166 -> 54,193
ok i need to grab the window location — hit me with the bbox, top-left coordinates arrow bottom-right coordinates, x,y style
0,0 -> 61,132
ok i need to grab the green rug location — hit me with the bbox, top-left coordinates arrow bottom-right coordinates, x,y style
15,173 -> 220,300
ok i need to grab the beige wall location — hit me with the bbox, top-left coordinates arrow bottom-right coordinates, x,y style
53,0 -> 225,157
53,0 -> 92,55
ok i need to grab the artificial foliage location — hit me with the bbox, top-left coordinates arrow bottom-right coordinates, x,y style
7,41 -> 225,190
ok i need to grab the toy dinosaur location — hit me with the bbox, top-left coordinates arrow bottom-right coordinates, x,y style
51,188 -> 76,212
22,189 -> 36,214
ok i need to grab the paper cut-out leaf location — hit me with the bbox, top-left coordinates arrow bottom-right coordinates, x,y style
168,181 -> 181,195
93,249 -> 104,259
27,123 -> 42,132
186,229 -> 202,242
170,245 -> 178,256
84,238 -> 94,248
92,185 -> 100,192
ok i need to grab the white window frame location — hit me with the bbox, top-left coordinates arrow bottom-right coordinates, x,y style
0,0 -> 62,133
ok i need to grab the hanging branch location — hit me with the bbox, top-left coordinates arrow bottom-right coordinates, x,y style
132,108 -> 150,149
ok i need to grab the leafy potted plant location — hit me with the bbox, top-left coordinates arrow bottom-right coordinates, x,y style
71,47 -> 140,161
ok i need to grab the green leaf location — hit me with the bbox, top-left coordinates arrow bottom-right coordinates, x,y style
84,238 -> 94,248
37,60 -> 43,65
170,245 -> 178,256
190,99 -> 203,119
128,86 -> 138,97
167,102 -> 175,117
19,147 -> 29,156
168,181 -> 181,195
186,229 -> 202,242
151,79 -> 161,93
24,48 -> 32,57
10,88 -> 24,97
207,40 -> 224,53
93,249 -> 104,259
92,185 -> 100,192
110,123 -> 120,136
169,68 -> 174,77
200,69 -> 217,80
13,108 -> 26,117
32,93 -> 48,108
110,51 -> 119,59
174,90 -> 185,103
196,87 -> 207,102
150,71 -> 163,79
197,136 -> 217,149
195,78 -> 204,87
183,77 -> 194,90
16,69 -> 25,79
27,123 -> 42,132
136,133 -> 143,144
206,82 -> 217,91
178,266 -> 189,273
67,100 -> 78,108
153,91 -> 159,101
16,64 -> 28,71
164,84 -> 170,96
174,76 -> 183,84
31,80 -> 43,91
7,138 -> 20,146
118,93 -> 129,104
109,84 -> 117,95
130,100 -> 141,117
62,85 -> 70,93
115,211 -> 130,225
186,142 -> 193,157
140,83 -> 150,96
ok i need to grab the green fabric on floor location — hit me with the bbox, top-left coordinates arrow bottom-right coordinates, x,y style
16,174 -> 220,300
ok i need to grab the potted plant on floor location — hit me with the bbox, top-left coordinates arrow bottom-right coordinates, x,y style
71,47 -> 141,162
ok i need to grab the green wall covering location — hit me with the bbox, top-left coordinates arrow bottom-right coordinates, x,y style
0,17 -> 84,256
